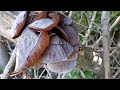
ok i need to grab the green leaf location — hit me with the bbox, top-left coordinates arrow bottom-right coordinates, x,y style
63,68 -> 80,79
79,34 -> 87,41
84,70 -> 94,79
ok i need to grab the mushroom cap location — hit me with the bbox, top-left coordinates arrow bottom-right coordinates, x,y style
10,11 -> 28,39
12,26 -> 50,76
39,35 -> 76,63
62,24 -> 79,46
12,26 -> 39,75
47,59 -> 77,73
28,18 -> 54,30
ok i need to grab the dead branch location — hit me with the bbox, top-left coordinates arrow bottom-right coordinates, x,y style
112,69 -> 120,79
94,14 -> 120,47
109,16 -> 120,31
68,11 -> 73,17
82,11 -> 97,45
79,11 -> 84,23
101,11 -> 110,79
0,47 -> 16,79
0,11 -> 18,44
0,36 -> 10,69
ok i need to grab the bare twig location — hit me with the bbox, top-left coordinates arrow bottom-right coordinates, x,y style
0,47 -> 16,79
83,11 -> 90,24
57,73 -> 61,79
110,48 -> 117,56
23,70 -> 32,79
101,11 -> 110,79
33,67 -> 38,79
58,11 -> 90,29
83,11 -> 102,30
82,11 -> 97,45
79,11 -> 84,23
109,16 -> 120,31
110,29 -> 116,46
44,65 -> 52,79
94,15 -> 120,47
79,69 -> 86,79
112,55 -> 120,66
38,68 -> 46,79
110,67 -> 120,70
112,69 -> 120,79
68,11 -> 73,17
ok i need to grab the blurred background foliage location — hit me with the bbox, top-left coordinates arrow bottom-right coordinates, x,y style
63,11 -> 120,79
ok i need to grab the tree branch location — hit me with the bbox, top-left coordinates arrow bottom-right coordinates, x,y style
0,11 -> 18,44
93,14 -> 120,47
0,36 -> 10,69
82,11 -> 97,45
0,47 -> 16,79
101,11 -> 110,79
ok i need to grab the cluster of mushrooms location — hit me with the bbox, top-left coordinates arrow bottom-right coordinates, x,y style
10,11 -> 80,76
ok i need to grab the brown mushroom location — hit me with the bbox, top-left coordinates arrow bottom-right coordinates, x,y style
10,11 -> 29,39
28,13 -> 60,32
11,26 -> 50,76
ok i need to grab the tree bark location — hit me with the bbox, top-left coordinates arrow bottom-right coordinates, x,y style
101,11 -> 110,79
0,36 -> 9,69
0,48 -> 16,79
0,11 -> 18,44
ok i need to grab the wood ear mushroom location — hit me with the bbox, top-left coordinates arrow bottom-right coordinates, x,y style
32,11 -> 48,22
28,13 -> 60,32
9,11 -> 80,76
10,12 -> 60,76
10,11 -> 29,39
11,27 -> 50,76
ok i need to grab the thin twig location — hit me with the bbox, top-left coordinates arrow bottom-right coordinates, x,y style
109,16 -> 120,31
93,15 -> 120,47
110,29 -> 116,46
83,11 -> 102,30
44,65 -> 52,79
79,69 -> 86,79
68,11 -> 73,18
83,11 -> 90,24
79,11 -> 84,23
110,67 -> 120,70
112,69 -> 120,79
33,67 -> 38,79
82,11 -> 97,45
58,11 -> 90,30
112,55 -> 120,66
57,73 -> 61,79
38,68 -> 46,79
0,47 -> 16,79
110,48 -> 117,56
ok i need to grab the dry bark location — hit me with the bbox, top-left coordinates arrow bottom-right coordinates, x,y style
0,36 -> 9,69
101,11 -> 110,79
0,48 -> 16,79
